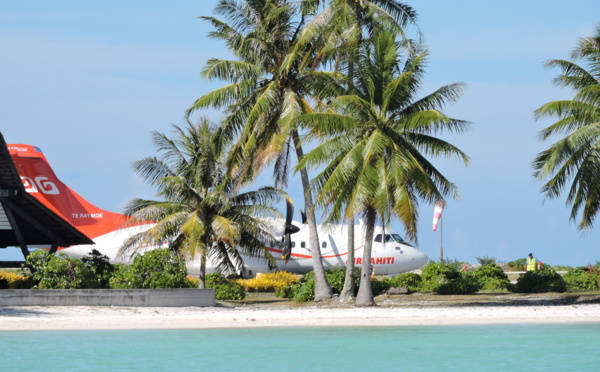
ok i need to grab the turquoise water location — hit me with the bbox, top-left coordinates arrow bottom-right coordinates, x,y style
1,324 -> 599,371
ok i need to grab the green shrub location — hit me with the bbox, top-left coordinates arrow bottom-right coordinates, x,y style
108,264 -> 132,288
25,250 -> 99,289
422,261 -> 461,281
289,277 -> 316,302
371,276 -> 392,295
436,276 -> 480,295
273,283 -> 296,299
506,258 -> 526,271
326,266 -> 362,294
420,262 -> 479,294
512,266 -> 566,293
205,272 -> 230,287
276,270 -> 316,302
468,264 -> 511,291
206,273 -> 246,300
389,272 -> 422,291
82,249 -> 115,288
24,249 -> 115,289
25,249 -> 52,273
562,267 -> 600,291
480,277 -> 514,291
276,267 -> 366,302
109,249 -> 192,289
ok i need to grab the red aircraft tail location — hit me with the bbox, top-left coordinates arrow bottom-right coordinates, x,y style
8,144 -> 124,240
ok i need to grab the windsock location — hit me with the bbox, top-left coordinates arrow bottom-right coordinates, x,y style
432,201 -> 445,231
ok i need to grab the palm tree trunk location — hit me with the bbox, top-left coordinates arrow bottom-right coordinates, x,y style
197,254 -> 206,289
339,217 -> 355,302
292,130 -> 333,301
355,206 -> 376,306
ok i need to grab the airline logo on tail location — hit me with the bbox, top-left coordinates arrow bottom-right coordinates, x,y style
22,176 -> 60,195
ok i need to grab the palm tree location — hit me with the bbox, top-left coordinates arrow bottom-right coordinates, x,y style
316,0 -> 418,303
533,26 -> 600,231
299,28 -> 469,306
119,119 -> 281,288
186,0 -> 339,300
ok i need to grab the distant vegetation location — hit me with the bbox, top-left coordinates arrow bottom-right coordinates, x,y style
4,251 -> 600,303
475,256 -> 497,266
506,258 -> 527,271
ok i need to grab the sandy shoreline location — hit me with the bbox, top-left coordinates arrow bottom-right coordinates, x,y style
2,303 -> 600,331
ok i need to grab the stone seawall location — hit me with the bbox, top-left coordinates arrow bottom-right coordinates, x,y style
0,288 -> 216,307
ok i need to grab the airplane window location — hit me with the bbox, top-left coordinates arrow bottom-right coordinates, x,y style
301,241 -> 306,248
322,242 -> 327,248
391,234 -> 407,244
375,233 -> 408,244
291,241 -> 296,248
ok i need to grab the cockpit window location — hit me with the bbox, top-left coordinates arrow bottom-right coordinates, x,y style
391,234 -> 407,244
374,233 -> 407,244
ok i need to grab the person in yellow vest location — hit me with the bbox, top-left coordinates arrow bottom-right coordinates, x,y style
526,253 -> 538,271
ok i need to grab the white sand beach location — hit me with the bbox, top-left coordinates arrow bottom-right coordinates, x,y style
2,304 -> 600,331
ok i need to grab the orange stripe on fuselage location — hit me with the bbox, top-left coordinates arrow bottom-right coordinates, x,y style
266,245 -> 364,259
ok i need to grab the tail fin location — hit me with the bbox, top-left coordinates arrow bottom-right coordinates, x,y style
8,144 -> 124,240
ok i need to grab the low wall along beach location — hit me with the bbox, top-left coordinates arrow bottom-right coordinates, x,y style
0,288 -> 216,307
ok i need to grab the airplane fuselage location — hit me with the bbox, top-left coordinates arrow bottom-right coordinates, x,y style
60,221 -> 428,277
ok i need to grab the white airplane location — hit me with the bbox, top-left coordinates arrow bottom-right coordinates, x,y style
8,143 -> 428,277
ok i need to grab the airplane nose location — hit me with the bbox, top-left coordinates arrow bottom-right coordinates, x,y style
412,249 -> 429,268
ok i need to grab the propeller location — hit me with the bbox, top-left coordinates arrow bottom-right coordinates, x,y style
282,196 -> 300,263
300,209 -> 307,225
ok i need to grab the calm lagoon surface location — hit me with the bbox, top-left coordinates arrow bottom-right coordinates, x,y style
2,324 -> 599,371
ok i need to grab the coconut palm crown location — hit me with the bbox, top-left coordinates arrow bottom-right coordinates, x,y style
533,25 -> 600,231
300,29 -> 469,239
119,119 -> 282,288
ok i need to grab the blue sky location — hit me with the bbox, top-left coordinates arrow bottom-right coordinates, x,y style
1,0 -> 599,266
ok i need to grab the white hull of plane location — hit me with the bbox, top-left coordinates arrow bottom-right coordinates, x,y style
60,220 -> 428,277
